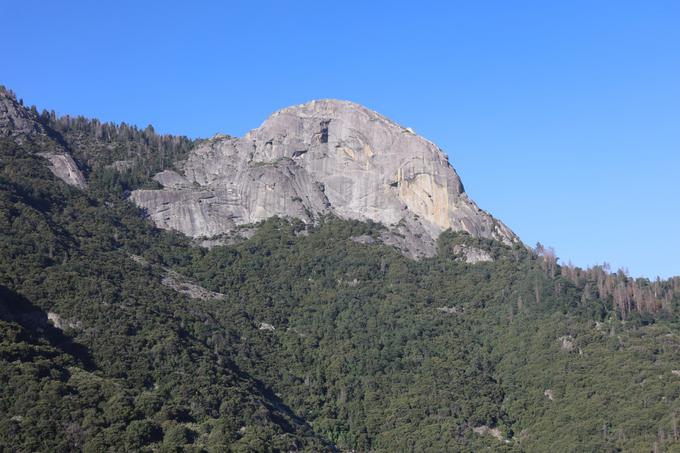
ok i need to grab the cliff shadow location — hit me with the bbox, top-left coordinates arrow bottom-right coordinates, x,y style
0,284 -> 96,370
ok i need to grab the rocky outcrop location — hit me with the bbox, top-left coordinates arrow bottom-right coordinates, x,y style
558,335 -> 576,352
47,311 -> 83,331
1,88 -> 87,189
161,269 -> 226,300
38,152 -> 87,189
0,88 -> 44,138
132,100 -> 519,256
258,322 -> 276,331
473,425 -> 508,443
452,244 -> 494,263
129,254 -> 225,300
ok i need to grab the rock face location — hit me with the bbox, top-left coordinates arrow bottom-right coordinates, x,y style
558,335 -> 576,352
452,244 -> 494,264
0,88 -> 87,189
38,153 -> 87,189
0,88 -> 44,138
132,100 -> 519,256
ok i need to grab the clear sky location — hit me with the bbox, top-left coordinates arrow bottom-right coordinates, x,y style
3,1 -> 679,278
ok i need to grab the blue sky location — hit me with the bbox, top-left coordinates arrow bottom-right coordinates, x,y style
3,1 -> 679,278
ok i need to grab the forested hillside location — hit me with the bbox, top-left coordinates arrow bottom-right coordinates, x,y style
1,86 -> 680,452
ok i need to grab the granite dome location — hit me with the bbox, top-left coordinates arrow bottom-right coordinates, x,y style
131,100 -> 518,256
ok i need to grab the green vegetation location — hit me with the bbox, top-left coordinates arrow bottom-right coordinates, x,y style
2,88 -> 680,451
0,137 -> 328,452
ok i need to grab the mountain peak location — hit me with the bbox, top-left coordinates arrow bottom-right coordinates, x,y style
269,99 -> 393,122
131,102 -> 519,256
253,99 -> 423,146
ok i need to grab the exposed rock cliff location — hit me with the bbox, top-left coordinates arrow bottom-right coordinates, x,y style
0,87 -> 87,189
132,100 -> 518,256
37,152 -> 87,189
0,89 -> 44,139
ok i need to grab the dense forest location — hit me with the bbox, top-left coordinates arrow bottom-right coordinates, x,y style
2,85 -> 680,452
